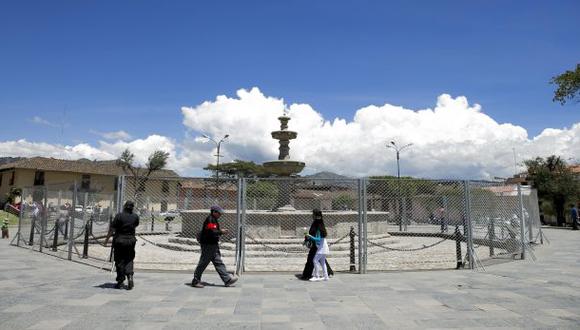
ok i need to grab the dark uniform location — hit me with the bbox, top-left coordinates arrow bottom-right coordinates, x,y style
109,201 -> 139,290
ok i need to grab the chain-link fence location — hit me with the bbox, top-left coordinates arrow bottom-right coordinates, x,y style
365,179 -> 470,271
12,182 -> 118,264
11,176 -> 543,274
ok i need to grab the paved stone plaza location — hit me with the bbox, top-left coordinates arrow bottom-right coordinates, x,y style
0,227 -> 579,329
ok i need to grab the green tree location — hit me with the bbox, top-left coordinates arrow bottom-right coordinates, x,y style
551,63 -> 580,105
116,149 -> 170,201
246,180 -> 279,210
332,193 -> 356,210
524,156 -> 580,226
204,160 -> 270,178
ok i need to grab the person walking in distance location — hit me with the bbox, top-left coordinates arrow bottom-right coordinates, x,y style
191,206 -> 238,288
571,203 -> 579,230
305,209 -> 330,281
105,201 -> 139,290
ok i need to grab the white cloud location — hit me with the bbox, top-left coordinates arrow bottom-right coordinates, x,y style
30,116 -> 60,128
179,88 -> 578,179
0,139 -> 115,160
98,135 -> 178,168
3,88 -> 580,179
90,130 -> 132,141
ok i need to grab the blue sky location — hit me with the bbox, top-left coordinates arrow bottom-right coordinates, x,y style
0,1 -> 578,178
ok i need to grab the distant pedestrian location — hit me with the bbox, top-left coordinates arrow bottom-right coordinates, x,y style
439,207 -> 447,233
105,201 -> 140,290
191,206 -> 238,288
305,209 -> 330,281
571,204 -> 579,230
1,218 -> 9,238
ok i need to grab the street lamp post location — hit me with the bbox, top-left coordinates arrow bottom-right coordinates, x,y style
203,134 -> 229,195
387,140 -> 413,231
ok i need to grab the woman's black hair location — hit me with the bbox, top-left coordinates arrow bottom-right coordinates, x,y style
310,209 -> 327,237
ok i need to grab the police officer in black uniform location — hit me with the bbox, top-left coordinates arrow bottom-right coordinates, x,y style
105,201 -> 140,290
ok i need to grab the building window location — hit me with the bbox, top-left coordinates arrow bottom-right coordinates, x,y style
114,177 -> 118,191
161,200 -> 168,212
81,174 -> 91,190
162,181 -> 169,193
9,172 -> 15,186
34,171 -> 45,186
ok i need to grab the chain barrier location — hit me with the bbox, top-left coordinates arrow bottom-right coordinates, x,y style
365,235 -> 450,252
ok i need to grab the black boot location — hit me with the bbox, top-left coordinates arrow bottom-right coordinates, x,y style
115,279 -> 124,289
127,275 -> 134,290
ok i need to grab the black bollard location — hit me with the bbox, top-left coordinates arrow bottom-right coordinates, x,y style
29,216 -> 36,246
489,218 -> 495,256
82,221 -> 89,259
455,225 -> 463,269
349,226 -> 356,272
52,219 -> 59,252
151,213 -> 155,232
63,217 -> 69,240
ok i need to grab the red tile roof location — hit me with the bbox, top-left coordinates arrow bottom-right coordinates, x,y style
0,157 -> 178,178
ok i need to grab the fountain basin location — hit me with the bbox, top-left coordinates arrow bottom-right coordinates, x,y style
181,210 -> 390,239
263,160 -> 305,176
271,131 -> 297,140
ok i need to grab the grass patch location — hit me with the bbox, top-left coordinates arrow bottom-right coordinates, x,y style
0,210 -> 19,226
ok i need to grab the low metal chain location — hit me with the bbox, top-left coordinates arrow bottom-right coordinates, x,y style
244,234 -> 304,254
89,232 -> 110,247
245,231 -> 351,254
363,233 -> 451,252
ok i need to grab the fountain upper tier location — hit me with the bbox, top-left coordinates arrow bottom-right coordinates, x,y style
271,130 -> 297,140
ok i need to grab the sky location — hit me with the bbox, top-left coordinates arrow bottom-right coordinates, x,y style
0,1 -> 578,179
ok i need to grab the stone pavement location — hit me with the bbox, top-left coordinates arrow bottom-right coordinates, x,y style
0,228 -> 579,329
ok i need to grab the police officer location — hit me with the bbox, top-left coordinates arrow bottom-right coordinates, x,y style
191,205 -> 238,288
105,201 -> 139,290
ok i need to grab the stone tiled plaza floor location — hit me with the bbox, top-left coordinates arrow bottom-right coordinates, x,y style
0,227 -> 579,329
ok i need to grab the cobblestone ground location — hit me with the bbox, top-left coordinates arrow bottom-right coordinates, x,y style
1,227 -> 579,329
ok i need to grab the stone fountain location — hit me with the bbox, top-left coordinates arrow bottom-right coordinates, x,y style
263,114 -> 305,211
180,112 -> 389,241
262,114 -> 305,176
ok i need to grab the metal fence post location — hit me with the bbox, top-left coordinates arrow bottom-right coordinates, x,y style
16,190 -> 24,246
489,218 -> 495,256
241,178 -> 246,273
235,177 -> 242,274
362,177 -> 368,274
517,184 -> 526,260
349,226 -> 356,272
357,178 -> 363,274
463,181 -> 475,269
524,187 -> 534,243
39,186 -> 48,252
116,176 -> 125,214
52,217 -> 59,252
67,181 -> 77,260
